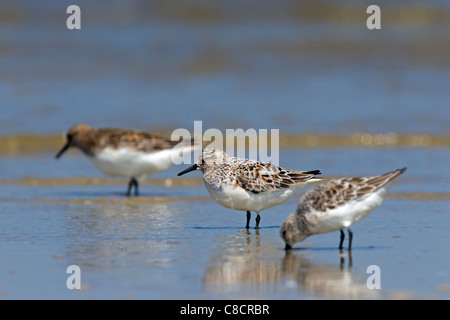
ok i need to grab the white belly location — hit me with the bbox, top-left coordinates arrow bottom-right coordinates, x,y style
307,188 -> 387,235
205,181 -> 299,213
90,147 -> 176,178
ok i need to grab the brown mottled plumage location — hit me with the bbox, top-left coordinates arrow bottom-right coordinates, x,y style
177,148 -> 322,229
232,161 -> 321,194
281,167 -> 407,250
57,124 -> 179,157
56,124 -> 196,196
298,168 -> 407,213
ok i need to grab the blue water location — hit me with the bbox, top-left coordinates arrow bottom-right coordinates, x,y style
2,1 -> 450,135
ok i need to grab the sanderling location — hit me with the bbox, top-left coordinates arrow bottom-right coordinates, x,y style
56,123 -> 196,196
177,148 -> 322,229
280,167 -> 407,250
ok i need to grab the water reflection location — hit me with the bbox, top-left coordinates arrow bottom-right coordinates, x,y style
63,200 -> 181,270
281,250 -> 377,299
203,230 -> 281,293
204,231 -> 377,299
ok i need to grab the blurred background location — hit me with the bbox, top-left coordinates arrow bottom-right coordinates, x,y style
1,0 -> 450,154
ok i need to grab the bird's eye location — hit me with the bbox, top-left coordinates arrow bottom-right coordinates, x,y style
282,230 -> 287,236
67,134 -> 73,141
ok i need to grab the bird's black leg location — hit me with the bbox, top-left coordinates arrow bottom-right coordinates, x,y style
127,177 -> 139,197
347,228 -> 353,251
255,214 -> 261,229
133,178 -> 139,196
339,229 -> 345,250
246,211 -> 251,229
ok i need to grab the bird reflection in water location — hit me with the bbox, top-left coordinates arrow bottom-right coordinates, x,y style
203,232 -> 377,299
280,249 -> 376,299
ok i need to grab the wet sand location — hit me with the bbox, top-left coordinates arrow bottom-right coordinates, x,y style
1,133 -> 450,156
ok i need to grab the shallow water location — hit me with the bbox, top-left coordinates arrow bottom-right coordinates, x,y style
1,147 -> 449,299
1,1 -> 450,300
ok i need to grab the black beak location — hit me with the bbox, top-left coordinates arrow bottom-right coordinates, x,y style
284,243 -> 292,250
177,164 -> 198,176
55,141 -> 71,159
